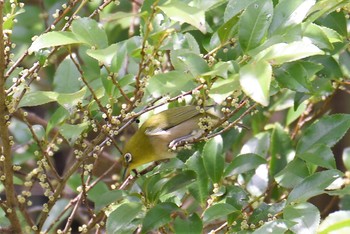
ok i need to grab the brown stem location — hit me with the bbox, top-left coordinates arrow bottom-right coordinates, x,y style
0,1 -> 22,232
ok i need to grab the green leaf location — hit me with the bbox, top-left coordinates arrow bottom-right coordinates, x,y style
217,15 -> 239,44
269,0 -> 316,35
238,0 -> 273,51
59,122 -> 89,144
203,203 -> 237,222
28,31 -> 81,53
225,153 -> 266,177
250,201 -> 286,224
158,1 -> 206,33
283,202 -> 320,234
106,202 -> 143,234
18,91 -> 59,107
319,211 -> 350,234
274,61 -> 322,93
142,202 -> 179,233
270,123 -> 293,176
298,144 -> 336,169
186,153 -> 210,205
202,135 -> 224,183
42,199 -> 71,232
254,41 -> 324,65
286,101 -> 307,125
146,71 -> 196,98
160,170 -> 196,196
170,51 -> 210,77
241,132 -> 270,157
224,0 -> 259,21
208,75 -> 240,104
275,158 -> 310,188
46,107 -> 70,135
252,220 -> 289,234
240,60 -> 272,106
303,23 -> 334,50
287,169 -> 343,203
71,18 -> 108,48
342,147 -> 350,171
86,43 -> 119,65
296,114 -> 350,154
95,190 -> 125,212
225,186 -> 249,210
174,213 -> 202,234
56,88 -> 87,110
53,56 -> 82,93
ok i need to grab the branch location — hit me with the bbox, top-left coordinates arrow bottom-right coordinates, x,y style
0,1 -> 22,232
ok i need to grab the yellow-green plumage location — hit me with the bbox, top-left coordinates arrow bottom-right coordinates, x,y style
122,106 -> 218,172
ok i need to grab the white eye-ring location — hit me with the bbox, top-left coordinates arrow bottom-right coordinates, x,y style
124,153 -> 133,164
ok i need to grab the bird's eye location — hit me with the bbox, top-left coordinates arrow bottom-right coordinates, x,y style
124,153 -> 133,164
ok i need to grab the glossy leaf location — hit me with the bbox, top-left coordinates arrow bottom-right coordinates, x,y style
283,202 -> 320,234
217,15 -> 239,44
254,41 -> 323,65
106,202 -> 143,234
318,210 -> 350,234
203,203 -> 236,222
174,213 -> 202,234
59,122 -> 89,144
239,0 -> 273,51
225,153 -> 266,177
240,132 -> 270,157
202,135 -> 224,183
342,147 -> 350,171
71,18 -> 108,49
275,158 -> 310,188
303,23 -> 334,50
274,61 -> 322,93
53,56 -> 82,93
252,220 -> 289,234
297,144 -> 336,169
286,101 -> 307,125
296,114 -> 350,154
224,0 -> 259,22
208,75 -> 240,104
18,91 -> 59,107
142,202 -> 179,233
269,0 -> 315,35
186,153 -> 210,205
28,31 -> 81,53
146,71 -> 196,98
160,170 -> 196,196
287,169 -> 343,203
158,1 -> 206,33
170,51 -> 210,77
270,123 -> 293,176
240,60 -> 272,106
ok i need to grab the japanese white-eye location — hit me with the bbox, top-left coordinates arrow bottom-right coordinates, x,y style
122,105 -> 218,175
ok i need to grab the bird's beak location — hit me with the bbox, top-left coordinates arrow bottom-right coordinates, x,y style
122,164 -> 129,180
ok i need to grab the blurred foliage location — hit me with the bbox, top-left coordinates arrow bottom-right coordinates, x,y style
1,0 -> 350,233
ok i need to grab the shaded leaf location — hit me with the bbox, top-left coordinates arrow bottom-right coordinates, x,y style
283,202 -> 320,234
142,202 -> 179,233
296,114 -> 350,154
106,202 -> 143,234
287,169 -> 343,203
202,135 -> 224,183
225,153 -> 266,176
174,213 -> 202,234
203,203 -> 237,222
